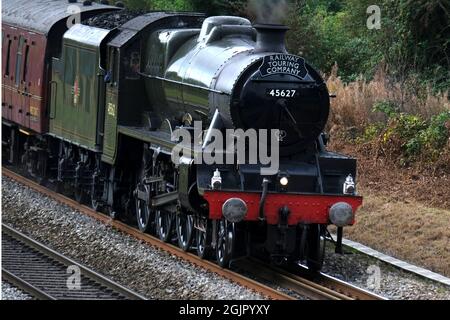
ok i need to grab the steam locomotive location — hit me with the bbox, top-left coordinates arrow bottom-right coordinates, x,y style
2,0 -> 362,271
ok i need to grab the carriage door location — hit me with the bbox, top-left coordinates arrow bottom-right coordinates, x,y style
2,32 -> 13,120
13,35 -> 25,126
21,38 -> 31,128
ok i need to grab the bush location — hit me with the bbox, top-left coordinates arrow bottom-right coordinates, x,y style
356,123 -> 384,143
416,112 -> 450,160
376,108 -> 450,165
372,100 -> 398,119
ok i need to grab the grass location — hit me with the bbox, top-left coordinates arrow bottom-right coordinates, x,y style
343,194 -> 450,277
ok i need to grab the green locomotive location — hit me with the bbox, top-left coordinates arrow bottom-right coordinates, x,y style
2,1 -> 362,270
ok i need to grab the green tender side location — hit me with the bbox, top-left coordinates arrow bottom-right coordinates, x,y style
49,25 -> 110,152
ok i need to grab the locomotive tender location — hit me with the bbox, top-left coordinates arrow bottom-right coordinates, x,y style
2,0 -> 362,270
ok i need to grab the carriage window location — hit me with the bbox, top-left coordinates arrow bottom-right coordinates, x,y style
22,44 -> 30,82
5,39 -> 12,76
15,36 -> 25,86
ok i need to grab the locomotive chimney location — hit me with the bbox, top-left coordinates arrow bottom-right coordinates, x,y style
253,24 -> 289,53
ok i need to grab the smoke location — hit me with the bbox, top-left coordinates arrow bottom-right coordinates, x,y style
247,0 -> 290,24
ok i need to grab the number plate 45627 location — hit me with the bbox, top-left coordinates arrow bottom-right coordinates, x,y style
266,89 -> 297,98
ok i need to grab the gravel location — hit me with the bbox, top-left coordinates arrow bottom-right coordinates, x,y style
2,282 -> 33,300
322,244 -> 450,300
1,176 -> 264,300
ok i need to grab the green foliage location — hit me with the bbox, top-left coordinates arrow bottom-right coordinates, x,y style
122,0 -> 192,10
152,0 -> 194,10
122,0 -> 149,10
372,101 -> 399,119
417,112 -> 450,158
375,106 -> 450,163
286,0 -> 382,80
285,0 -> 449,90
356,123 -> 384,143
122,0 -> 238,13
188,0 -> 237,14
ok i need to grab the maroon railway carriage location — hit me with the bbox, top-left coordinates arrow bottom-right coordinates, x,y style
1,0 -> 118,134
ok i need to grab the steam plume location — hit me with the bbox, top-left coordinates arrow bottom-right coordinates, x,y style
247,0 -> 290,24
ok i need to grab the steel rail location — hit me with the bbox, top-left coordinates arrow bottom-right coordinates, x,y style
2,223 -> 147,300
314,271 -> 386,300
234,259 -> 345,300
2,269 -> 54,300
235,258 -> 386,300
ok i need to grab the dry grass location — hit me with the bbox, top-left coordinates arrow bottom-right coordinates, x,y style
325,64 -> 450,136
344,194 -> 450,277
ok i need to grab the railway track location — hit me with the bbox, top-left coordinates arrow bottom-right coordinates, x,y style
2,167 -> 385,300
234,258 -> 385,300
2,224 -> 147,300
